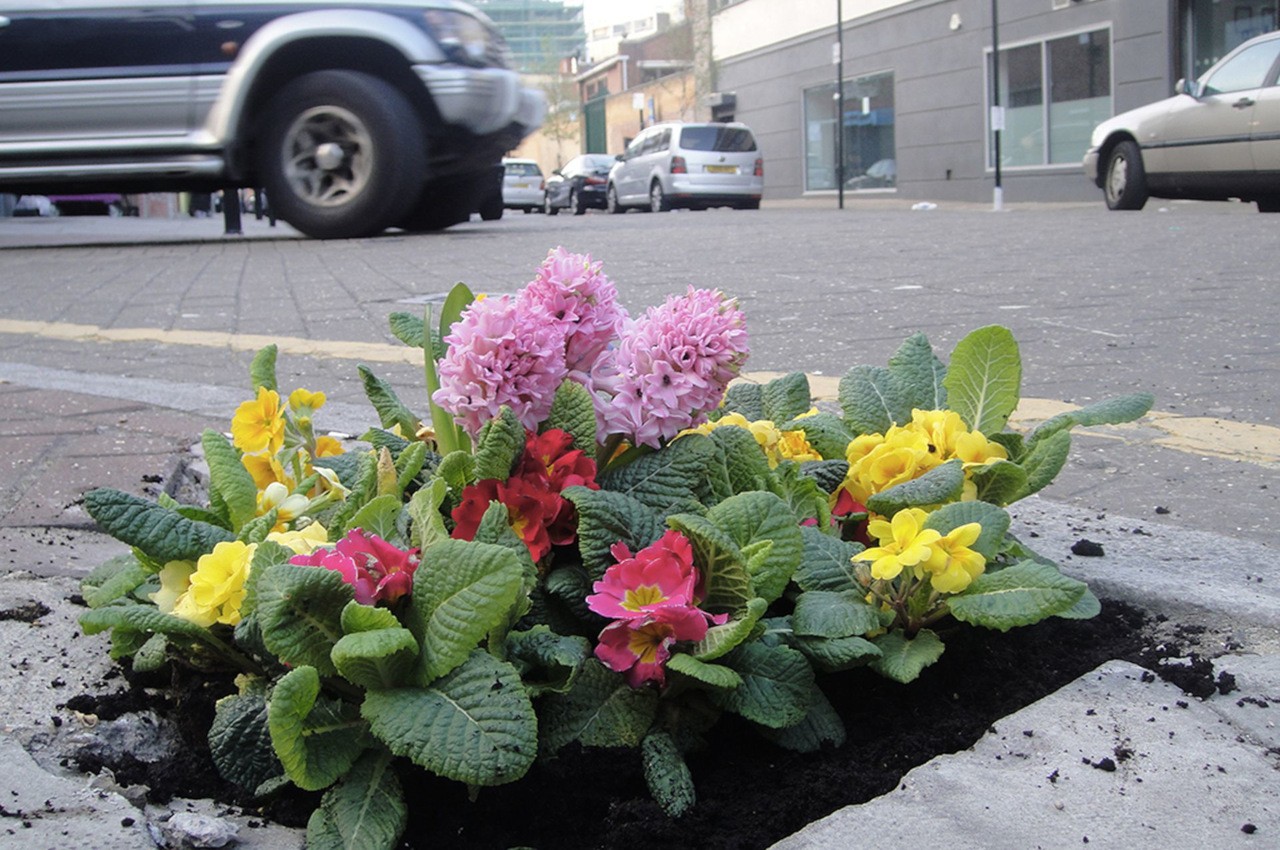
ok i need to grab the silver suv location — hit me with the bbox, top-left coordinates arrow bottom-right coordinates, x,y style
0,0 -> 545,238
607,122 -> 762,213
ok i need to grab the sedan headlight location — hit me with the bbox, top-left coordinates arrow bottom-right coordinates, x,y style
423,10 -> 511,68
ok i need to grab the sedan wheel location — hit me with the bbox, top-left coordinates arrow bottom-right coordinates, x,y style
544,194 -> 559,215
1103,141 -> 1148,211
570,189 -> 585,216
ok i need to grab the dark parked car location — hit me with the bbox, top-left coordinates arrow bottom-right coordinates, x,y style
1084,30 -> 1280,212
0,0 -> 544,238
542,154 -> 615,215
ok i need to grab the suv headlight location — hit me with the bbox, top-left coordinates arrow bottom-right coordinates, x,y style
423,10 -> 510,68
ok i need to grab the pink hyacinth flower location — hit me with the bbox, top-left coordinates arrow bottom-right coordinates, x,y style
593,607 -> 713,688
290,529 -> 419,605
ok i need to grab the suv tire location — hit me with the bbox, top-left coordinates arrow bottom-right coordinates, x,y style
649,180 -> 670,213
258,70 -> 426,239
607,185 -> 623,214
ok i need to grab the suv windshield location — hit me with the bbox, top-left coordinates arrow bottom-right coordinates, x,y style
679,126 -> 757,152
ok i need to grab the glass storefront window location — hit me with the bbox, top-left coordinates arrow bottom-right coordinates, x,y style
803,71 -> 895,191
989,28 -> 1111,168
1186,0 -> 1279,78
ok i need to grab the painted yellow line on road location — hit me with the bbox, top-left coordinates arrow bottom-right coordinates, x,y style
4,320 -> 1278,468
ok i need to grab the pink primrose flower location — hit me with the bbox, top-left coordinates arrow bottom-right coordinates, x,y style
586,530 -> 700,620
593,607 -> 713,688
290,529 -> 420,605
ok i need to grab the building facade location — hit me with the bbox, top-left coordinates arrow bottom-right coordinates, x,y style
710,0 -> 1279,203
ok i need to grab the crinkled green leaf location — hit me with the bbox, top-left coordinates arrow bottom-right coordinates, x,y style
394,440 -> 428,494
721,382 -> 765,421
791,590 -> 883,638
756,688 -> 846,752
539,659 -> 659,754
1028,392 -> 1154,447
642,731 -> 696,818
131,633 -> 169,672
691,596 -> 768,661
436,449 -> 477,495
666,653 -> 743,690
714,642 -> 814,729
544,379 -> 600,455
923,501 -> 1011,561
1019,429 -> 1072,498
407,478 -> 451,552
332,627 -> 420,690
81,553 -> 152,608
888,332 -> 947,412
84,488 -> 235,564
209,691 -> 282,792
791,633 -> 882,673
347,494 -> 404,544
504,625 -> 591,696
362,651 -> 537,786
1055,587 -> 1102,621
761,372 -> 812,423
943,325 -> 1021,435
866,459 -> 965,516
795,526 -> 864,592
598,433 -> 716,515
785,413 -> 853,463
869,629 -> 945,683
707,425 -> 773,496
268,666 -> 366,791
358,365 -> 420,437
839,365 -> 910,435
250,345 -> 278,393
201,430 -> 258,532
256,561 -> 353,676
796,457 -> 848,494
564,486 -> 665,580
706,491 -> 803,604
947,559 -> 1087,631
237,508 -> 278,545
970,459 -> 1029,505
80,603 -> 216,644
771,463 -> 829,528
665,513 -> 751,616
406,539 -> 524,683
474,406 -> 525,482
388,311 -> 426,349
307,750 -> 406,850
329,450 -> 379,536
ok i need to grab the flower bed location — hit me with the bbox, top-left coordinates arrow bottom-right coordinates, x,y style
76,249 -> 1152,848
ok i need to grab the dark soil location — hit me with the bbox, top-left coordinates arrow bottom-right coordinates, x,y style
69,601 -> 1221,850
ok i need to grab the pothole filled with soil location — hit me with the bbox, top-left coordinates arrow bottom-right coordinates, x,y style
65,600 -> 1229,849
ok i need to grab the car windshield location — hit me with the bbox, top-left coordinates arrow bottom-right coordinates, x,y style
1201,39 -> 1280,95
678,126 -> 757,152
581,155 -> 615,170
505,162 -> 541,176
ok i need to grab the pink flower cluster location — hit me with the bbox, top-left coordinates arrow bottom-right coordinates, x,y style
586,530 -> 726,688
598,287 -> 749,448
432,248 -> 750,447
290,529 -> 420,606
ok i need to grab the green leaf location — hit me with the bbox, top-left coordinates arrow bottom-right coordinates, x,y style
237,508 -> 278,545
1028,392 -> 1155,446
362,651 -> 537,786
598,433 -> 716,515
131,633 -> 169,672
839,365 -> 909,435
784,413 -> 852,464
772,463 -> 829,528
347,494 -> 404,544
394,440 -> 428,494
250,345 -> 278,393
255,560 -> 353,676
1019,428 -> 1072,498
473,406 -> 525,482
947,559 -> 1088,631
923,501 -> 1011,561
714,642 -> 814,729
563,487 -> 666,580
691,597 -> 768,661
721,382 -> 765,421
1055,587 -> 1102,621
437,282 -> 476,343
707,426 -> 773,496
358,365 -> 419,437
666,654 -> 744,690
642,731 -> 696,818
504,625 -> 591,697
665,513 -> 752,617
79,604 -> 215,645
942,325 -> 1021,435
791,590 -> 883,638
791,633 -> 882,673
544,379 -> 600,455
436,449 -> 477,494
332,627 -> 420,690
307,750 -> 407,850
706,491 -> 803,605
865,459 -> 965,516
970,459 -> 1029,506
756,689 -> 846,752
209,691 -> 282,793
387,311 -> 425,349
888,332 -> 947,412
407,478 -> 451,552
81,553 -> 152,608
869,629 -> 945,683
795,527 -> 864,592
83,488 -> 234,564
761,372 -> 812,423
539,659 -> 659,754
268,666 -> 366,791
406,539 -> 524,683
201,430 -> 258,532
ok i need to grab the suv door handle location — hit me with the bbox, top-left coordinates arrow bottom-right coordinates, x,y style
1233,97 -> 1256,109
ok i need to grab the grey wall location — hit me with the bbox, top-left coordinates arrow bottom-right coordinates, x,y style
716,0 -> 1176,203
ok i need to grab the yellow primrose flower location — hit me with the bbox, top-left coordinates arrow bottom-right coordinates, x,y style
910,409 -> 967,457
150,560 -> 196,614
954,431 -> 1008,466
258,481 -> 311,531
923,522 -> 987,593
314,435 -> 345,457
267,522 -> 329,555
241,452 -> 294,491
854,508 -> 942,581
171,541 -> 256,627
776,429 -> 821,464
288,388 -> 326,412
231,387 -> 285,454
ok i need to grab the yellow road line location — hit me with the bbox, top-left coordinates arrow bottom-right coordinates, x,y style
3,319 -> 1278,468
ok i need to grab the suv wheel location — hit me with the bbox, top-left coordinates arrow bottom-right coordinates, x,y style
649,181 -> 670,213
258,70 -> 425,239
1103,141 -> 1148,211
607,185 -> 623,214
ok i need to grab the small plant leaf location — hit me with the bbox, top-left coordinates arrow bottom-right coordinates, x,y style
473,406 -> 525,482
543,379 -> 600,455
332,627 -> 420,691
307,750 -> 407,850
209,691 -> 282,793
791,590 -> 883,639
81,553 -> 152,608
721,381 -> 765,421
665,513 -> 752,617
947,559 -> 1088,631
1055,587 -> 1103,621
795,527 -> 864,593
358,365 -> 420,437
706,491 -> 803,605
407,478 -> 451,552
942,325 -> 1021,435
869,629 -> 945,683
761,372 -> 812,423
347,494 -> 404,545
84,488 -> 235,564
839,365 -> 910,435
970,459 -> 1029,505
563,487 -> 666,580
387,311 -> 426,348
598,433 -> 716,515
707,425 -> 773,496
756,689 -> 847,752
691,597 -> 768,661
255,558 -> 353,677
539,659 -> 659,754
1028,392 -> 1154,446
250,345 -> 279,393
713,642 -> 814,729
888,332 -> 947,412
267,666 -> 366,791
791,633 -> 883,673
504,625 -> 591,696
1019,429 -> 1072,498
201,430 -> 258,532
666,654 -> 743,690
642,731 -> 696,818
865,459 -> 965,516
